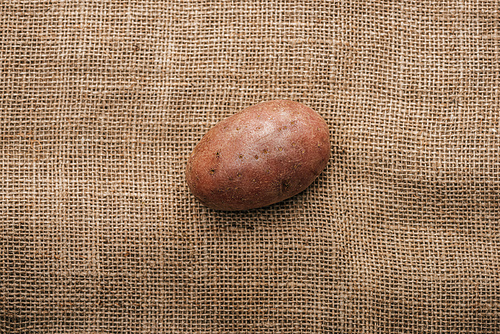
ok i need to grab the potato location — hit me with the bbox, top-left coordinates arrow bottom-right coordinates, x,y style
185,100 -> 330,211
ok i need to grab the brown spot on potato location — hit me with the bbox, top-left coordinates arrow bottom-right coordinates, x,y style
281,180 -> 291,192
263,149 -> 269,154
238,154 -> 244,159
209,169 -> 215,175
278,147 -> 283,152
254,155 -> 259,159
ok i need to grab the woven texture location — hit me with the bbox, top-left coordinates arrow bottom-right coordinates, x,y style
1,0 -> 499,332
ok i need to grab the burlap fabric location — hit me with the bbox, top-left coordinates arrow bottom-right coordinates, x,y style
1,1 -> 499,332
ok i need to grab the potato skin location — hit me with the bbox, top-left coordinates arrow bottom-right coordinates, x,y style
186,100 -> 330,211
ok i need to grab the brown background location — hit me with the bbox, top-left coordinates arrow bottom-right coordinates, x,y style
1,0 -> 499,332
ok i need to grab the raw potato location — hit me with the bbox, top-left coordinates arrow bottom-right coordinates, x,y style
186,100 -> 330,211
